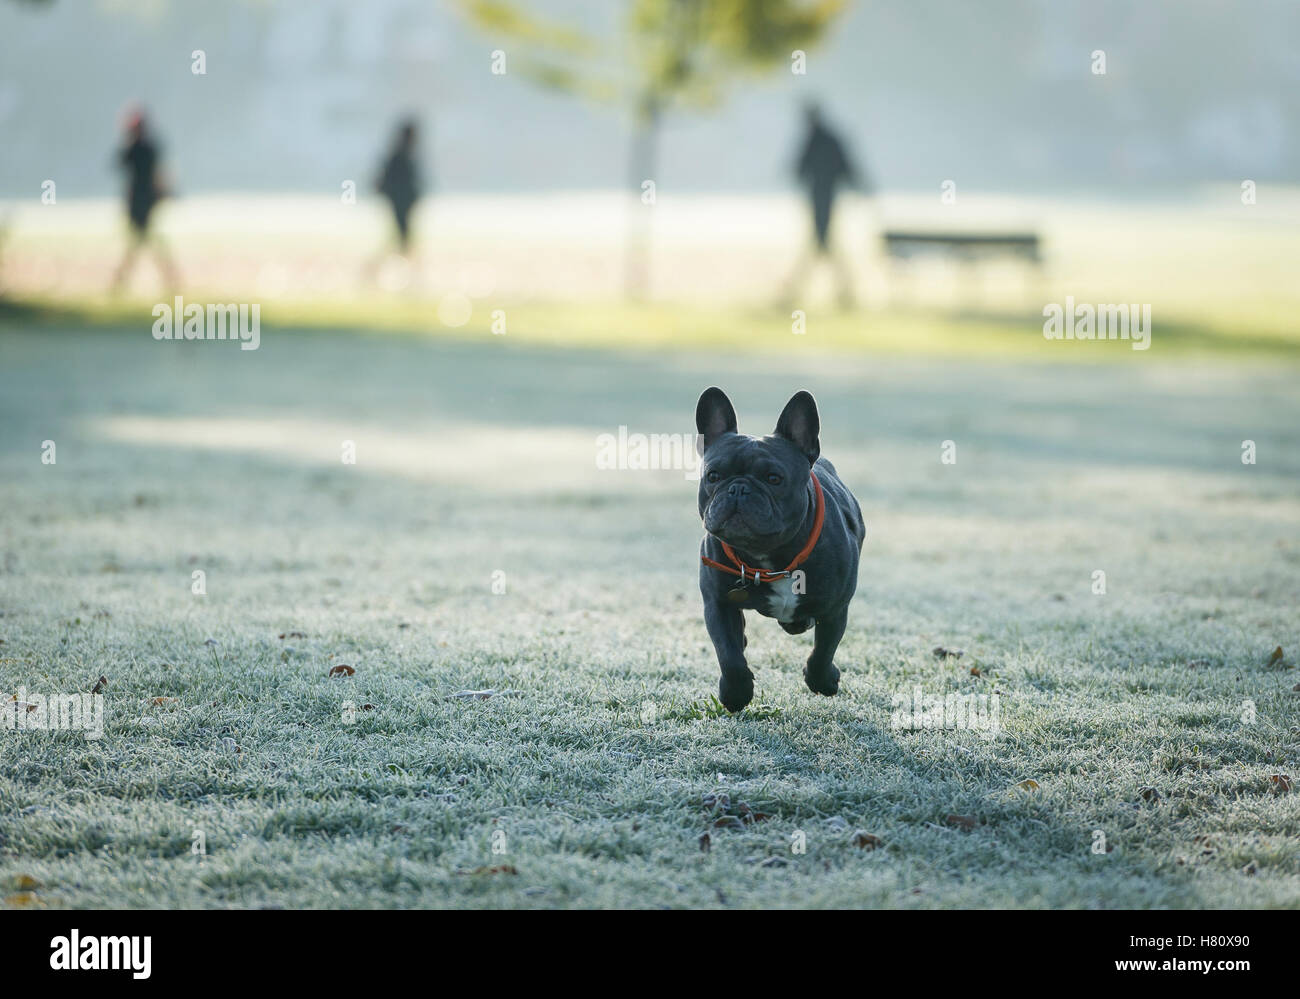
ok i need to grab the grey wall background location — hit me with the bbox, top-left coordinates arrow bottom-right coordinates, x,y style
1,0 -> 1297,197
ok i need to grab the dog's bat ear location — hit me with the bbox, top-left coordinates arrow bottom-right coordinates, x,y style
696,387 -> 738,449
774,390 -> 820,465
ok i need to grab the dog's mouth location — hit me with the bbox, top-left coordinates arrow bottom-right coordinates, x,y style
703,496 -> 782,550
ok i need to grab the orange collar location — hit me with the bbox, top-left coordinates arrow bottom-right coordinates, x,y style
701,471 -> 825,584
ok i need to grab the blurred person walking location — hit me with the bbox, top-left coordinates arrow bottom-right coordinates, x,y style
374,118 -> 424,257
110,107 -> 179,292
782,102 -> 867,309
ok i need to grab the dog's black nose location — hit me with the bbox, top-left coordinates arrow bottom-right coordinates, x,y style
727,481 -> 750,498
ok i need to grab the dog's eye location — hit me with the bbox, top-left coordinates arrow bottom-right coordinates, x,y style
706,470 -> 720,483
766,473 -> 783,486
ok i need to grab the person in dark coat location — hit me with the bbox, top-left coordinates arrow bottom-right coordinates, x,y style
376,118 -> 423,255
783,102 -> 867,308
111,107 -> 178,291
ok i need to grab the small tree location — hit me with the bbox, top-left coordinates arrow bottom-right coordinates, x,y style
459,0 -> 847,298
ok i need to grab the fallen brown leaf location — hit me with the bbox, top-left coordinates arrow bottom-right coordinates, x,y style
852,831 -> 883,850
1269,774 -> 1292,793
1267,646 -> 1284,666
147,696 -> 178,707
328,665 -> 356,677
91,675 -> 107,695
1014,779 -> 1040,792
933,646 -> 964,659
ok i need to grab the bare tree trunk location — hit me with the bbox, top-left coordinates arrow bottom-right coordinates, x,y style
624,97 -> 659,301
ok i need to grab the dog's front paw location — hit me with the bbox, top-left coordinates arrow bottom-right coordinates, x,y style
803,663 -> 840,697
718,670 -> 755,713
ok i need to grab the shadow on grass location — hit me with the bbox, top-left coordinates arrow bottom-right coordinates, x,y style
4,293 -> 1300,361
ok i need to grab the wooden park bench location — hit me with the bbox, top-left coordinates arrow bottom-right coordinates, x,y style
881,230 -> 1041,266
878,228 -> 1044,306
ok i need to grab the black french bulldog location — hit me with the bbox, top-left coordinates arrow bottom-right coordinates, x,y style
696,387 -> 865,713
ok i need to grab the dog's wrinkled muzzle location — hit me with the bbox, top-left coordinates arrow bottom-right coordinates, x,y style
703,486 -> 779,543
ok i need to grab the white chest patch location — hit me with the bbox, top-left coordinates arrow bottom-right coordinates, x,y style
762,577 -> 801,622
